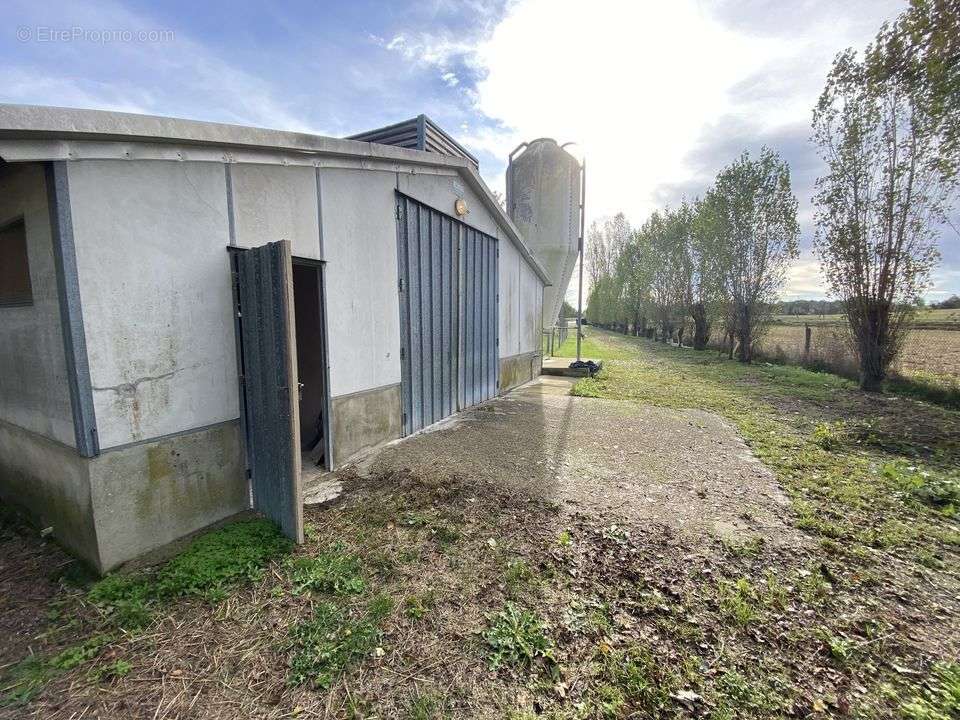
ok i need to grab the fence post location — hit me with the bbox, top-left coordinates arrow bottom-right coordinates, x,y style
804,324 -> 812,362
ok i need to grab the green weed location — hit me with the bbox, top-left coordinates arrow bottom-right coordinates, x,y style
288,595 -> 394,688
716,578 -> 759,626
404,591 -> 436,620
813,421 -> 848,450
483,603 -> 553,670
286,543 -> 365,595
89,659 -> 133,683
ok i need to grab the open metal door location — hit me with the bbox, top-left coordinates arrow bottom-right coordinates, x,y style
236,240 -> 304,543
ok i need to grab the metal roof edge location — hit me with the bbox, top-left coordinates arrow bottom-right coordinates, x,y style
0,103 -> 550,285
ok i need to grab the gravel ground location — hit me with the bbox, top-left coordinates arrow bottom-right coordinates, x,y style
356,377 -> 803,548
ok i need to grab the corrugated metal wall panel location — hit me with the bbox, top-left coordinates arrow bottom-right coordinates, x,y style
397,195 -> 459,435
460,227 -> 498,407
236,240 -> 303,543
397,193 -> 497,435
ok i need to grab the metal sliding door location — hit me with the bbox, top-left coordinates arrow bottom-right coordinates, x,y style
460,227 -> 498,407
396,194 -> 458,435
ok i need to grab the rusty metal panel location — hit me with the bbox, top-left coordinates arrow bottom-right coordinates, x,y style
236,240 -> 303,543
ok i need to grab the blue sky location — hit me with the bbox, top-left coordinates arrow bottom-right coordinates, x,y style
2,0 -> 957,301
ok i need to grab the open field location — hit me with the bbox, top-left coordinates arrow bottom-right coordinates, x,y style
762,324 -> 960,380
773,308 -> 960,330
2,329 -> 959,719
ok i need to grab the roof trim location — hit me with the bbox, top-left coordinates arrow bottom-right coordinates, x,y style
0,104 -> 550,284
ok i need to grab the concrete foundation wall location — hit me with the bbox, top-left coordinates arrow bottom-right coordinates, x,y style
0,162 -> 75,446
330,383 -> 402,466
0,420 -> 98,567
499,351 -> 541,393
67,160 -> 238,449
88,420 -> 247,571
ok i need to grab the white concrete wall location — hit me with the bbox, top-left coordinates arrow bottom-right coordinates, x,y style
498,237 -> 520,359
61,156 -> 542,450
396,171 -> 500,239
319,168 -> 402,398
0,162 -> 75,446
68,160 -> 238,449
231,165 -> 321,260
519,256 -> 542,354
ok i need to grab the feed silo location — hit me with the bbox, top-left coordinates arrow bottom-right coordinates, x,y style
506,139 -> 583,330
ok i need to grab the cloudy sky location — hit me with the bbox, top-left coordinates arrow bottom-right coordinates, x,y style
2,0 -> 957,300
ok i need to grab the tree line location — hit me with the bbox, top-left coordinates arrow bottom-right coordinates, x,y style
586,148 -> 800,364
586,0 -> 957,390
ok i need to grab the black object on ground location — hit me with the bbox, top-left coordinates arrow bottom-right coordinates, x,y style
569,360 -> 602,377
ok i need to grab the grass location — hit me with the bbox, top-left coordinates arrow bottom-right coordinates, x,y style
287,595 -> 394,689
3,327 -> 958,718
286,542 -> 366,595
87,518 -> 292,630
0,518 -> 292,707
569,330 -> 959,563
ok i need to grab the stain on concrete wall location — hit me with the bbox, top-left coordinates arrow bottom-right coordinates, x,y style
331,383 -> 402,466
67,160 -> 238,449
88,420 -> 247,571
0,162 -> 75,445
0,419 -> 99,567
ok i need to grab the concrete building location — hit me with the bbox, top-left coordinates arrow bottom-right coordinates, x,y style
0,105 -> 550,572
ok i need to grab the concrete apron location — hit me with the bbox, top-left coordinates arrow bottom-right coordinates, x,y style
301,374 -> 557,506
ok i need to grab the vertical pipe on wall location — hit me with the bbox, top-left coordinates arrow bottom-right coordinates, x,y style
575,160 -> 586,362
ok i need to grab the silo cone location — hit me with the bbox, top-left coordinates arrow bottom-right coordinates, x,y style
506,139 -> 582,331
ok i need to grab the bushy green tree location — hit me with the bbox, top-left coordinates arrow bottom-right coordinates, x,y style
812,12 -> 952,390
708,149 -> 800,362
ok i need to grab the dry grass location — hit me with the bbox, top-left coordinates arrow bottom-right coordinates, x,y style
760,324 -> 960,381
2,333 -> 959,719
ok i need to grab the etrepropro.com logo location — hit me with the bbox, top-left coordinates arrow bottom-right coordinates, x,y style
17,26 -> 175,43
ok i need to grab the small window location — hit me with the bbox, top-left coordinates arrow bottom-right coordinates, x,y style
0,218 -> 33,307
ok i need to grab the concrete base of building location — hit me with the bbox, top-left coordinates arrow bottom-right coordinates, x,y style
0,419 -> 248,573
331,383 -> 402,467
499,352 -> 542,394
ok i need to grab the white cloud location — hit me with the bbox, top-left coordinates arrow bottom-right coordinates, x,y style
782,253 -> 829,300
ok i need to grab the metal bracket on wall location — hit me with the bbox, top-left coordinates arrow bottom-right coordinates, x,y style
46,161 -> 100,458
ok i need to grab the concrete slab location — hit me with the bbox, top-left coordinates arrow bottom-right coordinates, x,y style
328,376 -> 804,547
540,356 -> 600,378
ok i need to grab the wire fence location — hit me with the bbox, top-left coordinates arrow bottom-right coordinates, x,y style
752,323 -> 960,383
542,323 -> 571,358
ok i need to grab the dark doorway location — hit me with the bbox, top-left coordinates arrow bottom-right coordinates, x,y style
292,262 -> 331,477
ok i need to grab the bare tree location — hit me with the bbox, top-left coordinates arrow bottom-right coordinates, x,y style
812,36 -> 949,390
708,149 -> 800,363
